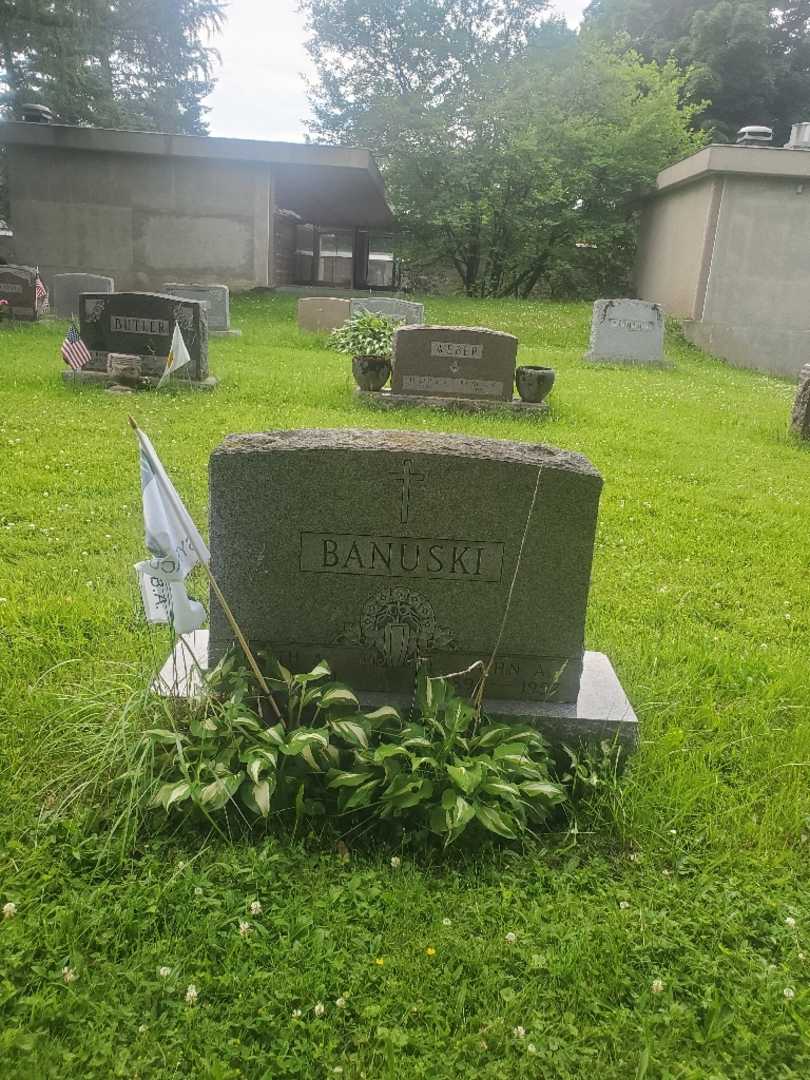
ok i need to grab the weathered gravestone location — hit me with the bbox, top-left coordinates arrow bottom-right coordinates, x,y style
790,363 -> 810,440
0,264 -> 38,321
585,299 -> 667,365
350,297 -> 425,325
52,273 -> 114,319
76,291 -> 212,386
162,283 -> 238,336
391,325 -> 517,402
206,429 -> 637,747
297,297 -> 352,333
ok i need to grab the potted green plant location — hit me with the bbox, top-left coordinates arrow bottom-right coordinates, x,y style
329,311 -> 397,391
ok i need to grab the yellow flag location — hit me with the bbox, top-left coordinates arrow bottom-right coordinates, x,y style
158,324 -> 191,387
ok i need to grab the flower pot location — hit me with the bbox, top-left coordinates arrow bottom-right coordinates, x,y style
352,355 -> 391,391
515,365 -> 555,404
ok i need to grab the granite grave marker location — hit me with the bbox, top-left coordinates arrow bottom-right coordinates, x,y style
0,264 -> 38,321
790,363 -> 810,440
162,283 -> 236,335
391,325 -> 517,402
585,299 -> 666,365
297,296 -> 352,333
77,291 -> 209,382
350,297 -> 425,325
51,273 -> 114,318
207,429 -> 637,747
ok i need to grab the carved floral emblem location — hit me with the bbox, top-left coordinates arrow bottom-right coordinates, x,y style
339,587 -> 454,667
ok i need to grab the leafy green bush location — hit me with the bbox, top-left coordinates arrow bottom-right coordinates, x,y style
328,311 -> 398,358
136,652 -> 568,846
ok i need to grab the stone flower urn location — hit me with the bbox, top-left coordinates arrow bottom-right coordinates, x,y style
515,365 -> 555,404
352,355 -> 391,392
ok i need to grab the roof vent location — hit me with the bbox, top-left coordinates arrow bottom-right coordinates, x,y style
19,103 -> 54,124
785,122 -> 810,149
736,125 -> 773,147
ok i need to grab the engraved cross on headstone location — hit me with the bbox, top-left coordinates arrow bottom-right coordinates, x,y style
394,458 -> 426,524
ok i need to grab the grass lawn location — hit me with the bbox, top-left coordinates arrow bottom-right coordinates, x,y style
1,293 -> 809,1078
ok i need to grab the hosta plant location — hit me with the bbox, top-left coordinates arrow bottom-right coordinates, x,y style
328,311 -> 398,357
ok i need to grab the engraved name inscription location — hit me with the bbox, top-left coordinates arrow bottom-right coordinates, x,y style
0,283 -> 24,294
430,341 -> 484,359
300,532 -> 504,581
111,316 -> 170,335
607,318 -> 655,332
402,375 -> 504,397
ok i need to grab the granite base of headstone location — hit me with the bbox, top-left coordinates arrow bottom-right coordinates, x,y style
52,273 -> 114,319
584,299 -> 670,366
0,264 -> 38,321
172,428 -> 638,751
354,388 -> 548,416
790,363 -> 810,440
65,291 -> 217,390
161,283 -> 240,337
350,297 -> 425,325
297,297 -> 352,333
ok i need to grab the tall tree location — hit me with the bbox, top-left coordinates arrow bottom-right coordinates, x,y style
0,0 -> 224,134
583,0 -> 810,141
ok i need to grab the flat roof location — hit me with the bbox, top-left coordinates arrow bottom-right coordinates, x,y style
654,143 -> 810,193
0,121 -> 394,228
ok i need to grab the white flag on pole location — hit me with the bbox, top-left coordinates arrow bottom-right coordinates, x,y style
133,424 -> 209,631
157,324 -> 192,388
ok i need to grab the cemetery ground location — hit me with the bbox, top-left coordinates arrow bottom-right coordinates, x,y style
1,293 -> 809,1079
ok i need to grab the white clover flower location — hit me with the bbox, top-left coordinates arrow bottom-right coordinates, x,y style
239,920 -> 252,937
390,856 -> 401,869
194,886 -> 203,897
662,869 -> 671,877
333,1068 -> 344,1074
651,979 -> 664,994
335,996 -> 347,1008
62,966 -> 78,984
512,1025 -> 526,1039
292,1008 -> 302,1018
527,1043 -> 537,1054
668,829 -> 677,835
785,916 -> 797,928
442,917 -> 452,927
185,984 -> 198,1005
3,902 -> 17,919
505,932 -> 517,944
138,1024 -> 148,1034
619,901 -> 631,910
250,900 -> 263,916
159,966 -> 172,978
314,1002 -> 326,1017
628,852 -> 641,863
784,987 -> 796,1000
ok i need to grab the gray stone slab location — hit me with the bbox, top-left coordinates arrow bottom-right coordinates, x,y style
61,369 -> 218,391
209,429 -> 603,706
162,283 -> 230,331
52,273 -> 114,318
391,326 -> 518,401
0,264 -> 38,320
297,296 -> 352,333
78,291 -> 209,381
585,299 -> 666,365
354,388 -> 548,416
350,297 -> 425,324
790,363 -> 810,440
156,633 -> 637,753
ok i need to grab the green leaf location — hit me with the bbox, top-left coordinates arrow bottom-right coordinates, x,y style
446,762 -> 483,794
480,780 -> 521,799
143,728 -> 188,745
197,773 -> 242,811
474,802 -> 519,839
330,718 -> 370,748
363,705 -> 401,725
319,684 -> 360,708
343,778 -> 380,809
283,728 -> 330,755
373,743 -> 410,764
243,748 -> 277,784
262,723 -> 286,747
521,780 -> 566,802
252,779 -> 271,817
154,780 -> 191,810
327,769 -> 374,788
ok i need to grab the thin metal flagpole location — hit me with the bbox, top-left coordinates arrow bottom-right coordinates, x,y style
128,416 -> 282,722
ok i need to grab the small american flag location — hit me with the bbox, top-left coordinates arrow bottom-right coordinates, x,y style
35,275 -> 47,302
61,322 -> 91,371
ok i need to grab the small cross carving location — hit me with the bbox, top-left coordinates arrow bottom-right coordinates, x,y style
394,458 -> 426,524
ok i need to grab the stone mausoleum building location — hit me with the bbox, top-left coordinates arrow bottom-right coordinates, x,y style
0,120 -> 394,293
635,126 -> 810,378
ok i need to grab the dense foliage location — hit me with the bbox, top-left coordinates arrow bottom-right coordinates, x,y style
328,311 -> 398,357
584,0 -> 810,142
0,0 -> 224,133
301,2 -> 702,296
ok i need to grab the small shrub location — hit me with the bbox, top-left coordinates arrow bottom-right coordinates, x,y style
328,311 -> 398,357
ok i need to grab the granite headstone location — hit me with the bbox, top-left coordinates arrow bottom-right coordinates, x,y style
391,326 -> 517,402
0,264 -> 38,321
78,291 -> 208,381
585,299 -> 666,365
790,363 -> 810,440
52,273 -> 114,319
162,283 -> 231,332
350,297 -> 425,325
297,297 -> 352,333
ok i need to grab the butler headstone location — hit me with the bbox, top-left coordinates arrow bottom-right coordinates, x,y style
351,297 -> 425,325
790,363 -> 810,440
78,292 -> 208,381
208,429 -> 637,747
52,273 -> 114,318
162,283 -> 232,333
297,297 -> 352,333
585,299 -> 666,365
391,326 -> 517,402
0,264 -> 38,321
